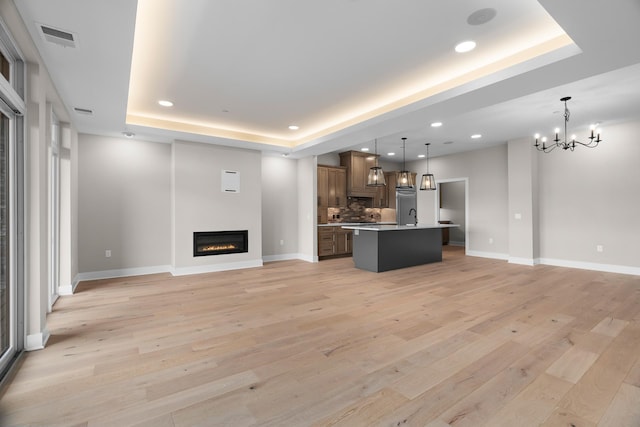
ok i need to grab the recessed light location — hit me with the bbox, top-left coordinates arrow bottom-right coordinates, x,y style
288,125 -> 299,130
418,154 -> 426,158
455,41 -> 476,53
361,147 -> 370,152
430,122 -> 443,128
122,131 -> 135,138
471,134 -> 482,139
387,152 -> 395,156
158,100 -> 173,107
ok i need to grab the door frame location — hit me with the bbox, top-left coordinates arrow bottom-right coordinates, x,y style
434,177 -> 469,255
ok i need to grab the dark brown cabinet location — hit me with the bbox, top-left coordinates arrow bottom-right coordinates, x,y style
318,226 -> 353,258
317,165 -> 347,224
327,167 -> 347,207
339,151 -> 378,197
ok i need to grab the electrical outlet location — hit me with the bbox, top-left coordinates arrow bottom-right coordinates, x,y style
514,213 -> 522,220
596,245 -> 604,253
280,239 -> 284,246
105,249 -> 111,258
489,237 -> 494,244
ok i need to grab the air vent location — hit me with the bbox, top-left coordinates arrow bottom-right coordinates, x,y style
39,24 -> 77,48
73,107 -> 93,115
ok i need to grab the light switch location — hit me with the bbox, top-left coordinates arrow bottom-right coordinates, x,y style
514,213 -> 522,220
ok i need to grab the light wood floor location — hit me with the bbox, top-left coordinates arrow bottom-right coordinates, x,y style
1,247 -> 640,426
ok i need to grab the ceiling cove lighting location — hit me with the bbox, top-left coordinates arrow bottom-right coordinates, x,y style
535,96 -> 602,153
420,143 -> 436,191
158,100 -> 173,107
366,139 -> 386,187
396,137 -> 415,188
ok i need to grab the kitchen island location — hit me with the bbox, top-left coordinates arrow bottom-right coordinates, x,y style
341,223 -> 459,272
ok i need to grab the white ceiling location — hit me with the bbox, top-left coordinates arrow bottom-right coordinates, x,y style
13,0 -> 640,162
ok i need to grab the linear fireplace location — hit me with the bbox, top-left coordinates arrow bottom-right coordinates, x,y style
193,230 -> 248,257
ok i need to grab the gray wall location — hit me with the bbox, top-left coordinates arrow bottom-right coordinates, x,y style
77,119 -> 640,276
171,141 -> 262,271
538,119 -> 640,268
78,134 -> 171,272
508,137 -> 538,264
411,144 -> 510,257
262,156 -> 299,258
298,156 -> 317,262
77,135 -> 303,276
440,181 -> 466,244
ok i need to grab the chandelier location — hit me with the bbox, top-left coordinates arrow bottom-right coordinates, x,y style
534,96 -> 602,153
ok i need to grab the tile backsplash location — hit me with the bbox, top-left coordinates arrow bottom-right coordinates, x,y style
327,197 -> 395,223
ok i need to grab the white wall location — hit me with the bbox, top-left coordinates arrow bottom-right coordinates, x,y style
78,135 -> 171,273
261,156 -> 299,260
537,119 -> 640,270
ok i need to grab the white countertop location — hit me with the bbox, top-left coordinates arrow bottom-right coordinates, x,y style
341,223 -> 459,232
318,222 -> 397,227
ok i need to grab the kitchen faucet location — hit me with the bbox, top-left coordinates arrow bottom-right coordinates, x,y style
408,208 -> 417,225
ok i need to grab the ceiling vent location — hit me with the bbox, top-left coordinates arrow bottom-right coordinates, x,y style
39,24 -> 77,48
73,107 -> 93,115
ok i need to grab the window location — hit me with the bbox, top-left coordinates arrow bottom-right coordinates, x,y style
0,51 -> 8,82
0,111 -> 8,359
0,17 -> 25,380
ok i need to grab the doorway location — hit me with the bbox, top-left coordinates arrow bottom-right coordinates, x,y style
435,178 -> 468,253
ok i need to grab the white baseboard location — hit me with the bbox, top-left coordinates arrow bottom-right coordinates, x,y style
263,253 -> 307,263
508,257 -> 537,266
538,258 -> 640,276
74,265 -> 172,284
26,328 -> 50,351
467,250 -> 509,260
58,281 -> 78,296
170,259 -> 263,276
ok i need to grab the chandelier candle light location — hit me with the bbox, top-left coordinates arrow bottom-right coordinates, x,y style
396,137 -> 414,188
420,143 -> 436,191
534,96 -> 602,153
366,138 -> 386,187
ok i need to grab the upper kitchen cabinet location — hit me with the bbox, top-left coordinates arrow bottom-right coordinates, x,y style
327,167 -> 347,207
317,165 -> 347,223
339,151 -> 378,197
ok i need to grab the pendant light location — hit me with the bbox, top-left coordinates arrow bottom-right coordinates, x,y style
366,139 -> 386,186
420,142 -> 436,191
396,137 -> 414,188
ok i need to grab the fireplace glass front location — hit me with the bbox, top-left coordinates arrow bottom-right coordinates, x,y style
193,230 -> 248,257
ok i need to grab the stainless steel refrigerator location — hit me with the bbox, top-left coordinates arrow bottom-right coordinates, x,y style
396,187 -> 417,225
